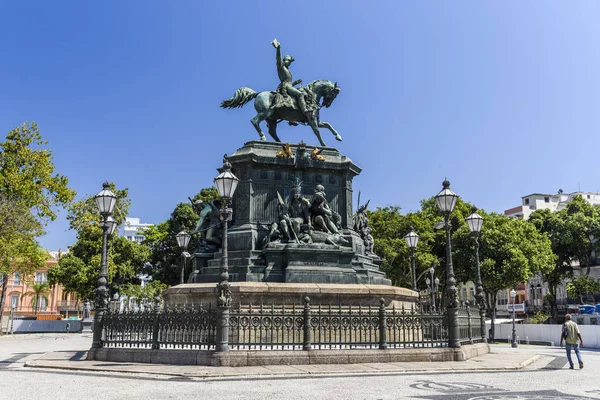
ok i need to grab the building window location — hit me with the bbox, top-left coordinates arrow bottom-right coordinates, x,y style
587,195 -> 591,199
497,291 -> 508,306
35,272 -> 47,283
544,197 -> 550,203
469,287 -> 475,301
13,272 -> 21,285
127,236 -> 133,241
524,199 -> 529,205
39,297 -> 47,312
11,295 -> 19,309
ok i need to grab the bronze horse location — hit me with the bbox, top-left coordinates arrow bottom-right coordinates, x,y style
220,80 -> 342,147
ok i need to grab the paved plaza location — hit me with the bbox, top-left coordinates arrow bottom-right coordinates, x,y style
1,333 -> 599,399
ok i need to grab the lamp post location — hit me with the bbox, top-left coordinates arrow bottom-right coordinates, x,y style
435,179 -> 460,348
176,230 -> 192,284
92,182 -> 117,349
425,265 -> 439,311
510,288 -> 518,348
465,207 -> 485,342
404,226 -> 419,291
213,156 -> 239,352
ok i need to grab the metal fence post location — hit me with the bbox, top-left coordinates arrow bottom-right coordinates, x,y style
379,298 -> 387,350
480,306 -> 486,343
466,301 -> 473,344
152,296 -> 160,350
303,296 -> 311,351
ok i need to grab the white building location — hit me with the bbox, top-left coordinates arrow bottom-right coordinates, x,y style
505,191 -> 600,220
504,191 -> 600,316
120,217 -> 153,243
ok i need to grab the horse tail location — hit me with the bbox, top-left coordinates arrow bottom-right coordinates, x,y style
220,87 -> 259,109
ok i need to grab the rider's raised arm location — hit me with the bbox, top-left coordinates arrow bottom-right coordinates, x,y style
275,45 -> 283,68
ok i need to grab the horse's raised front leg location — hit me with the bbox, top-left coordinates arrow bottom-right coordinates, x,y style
267,118 -> 282,142
251,114 -> 267,141
308,116 -> 326,147
318,121 -> 342,142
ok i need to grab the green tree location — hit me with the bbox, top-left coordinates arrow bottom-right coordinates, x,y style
453,213 -> 554,339
21,282 -> 52,315
143,187 -> 219,286
48,183 -> 150,302
529,195 -> 600,319
565,275 -> 600,304
368,197 -> 473,289
0,122 -> 75,322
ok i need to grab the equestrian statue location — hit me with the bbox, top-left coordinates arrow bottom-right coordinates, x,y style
220,39 -> 342,147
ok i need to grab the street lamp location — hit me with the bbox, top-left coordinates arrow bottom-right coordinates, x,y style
213,156 -> 239,352
425,265 -> 439,311
404,226 -> 419,291
176,230 -> 192,284
92,182 -> 117,349
466,206 -> 485,342
510,288 -> 518,348
435,179 -> 460,348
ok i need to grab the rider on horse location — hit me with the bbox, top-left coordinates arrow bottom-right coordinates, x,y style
272,39 -> 310,117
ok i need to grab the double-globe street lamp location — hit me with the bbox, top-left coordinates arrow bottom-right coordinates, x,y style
510,288 -> 518,348
435,180 -> 460,348
176,230 -> 192,284
213,157 -> 239,352
92,182 -> 118,349
425,265 -> 439,311
404,226 -> 419,291
465,207 -> 486,342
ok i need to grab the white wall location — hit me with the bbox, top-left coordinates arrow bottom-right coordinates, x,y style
487,323 -> 600,348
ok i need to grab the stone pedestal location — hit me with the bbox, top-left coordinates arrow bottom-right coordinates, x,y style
164,282 -> 417,309
188,141 -> 389,286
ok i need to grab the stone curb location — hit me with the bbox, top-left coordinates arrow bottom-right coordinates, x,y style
24,354 -> 542,379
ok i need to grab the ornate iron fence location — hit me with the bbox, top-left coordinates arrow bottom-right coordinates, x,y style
103,303 -> 217,350
101,297 -> 482,351
457,303 -> 485,345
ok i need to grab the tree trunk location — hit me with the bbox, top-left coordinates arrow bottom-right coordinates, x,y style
0,273 -> 8,329
549,283 -> 558,322
489,291 -> 497,342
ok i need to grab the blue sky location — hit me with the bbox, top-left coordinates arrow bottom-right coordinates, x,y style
2,1 -> 600,251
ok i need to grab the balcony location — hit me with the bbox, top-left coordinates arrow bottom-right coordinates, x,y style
506,303 -> 526,313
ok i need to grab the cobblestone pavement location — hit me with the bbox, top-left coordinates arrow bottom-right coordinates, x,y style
1,333 -> 599,400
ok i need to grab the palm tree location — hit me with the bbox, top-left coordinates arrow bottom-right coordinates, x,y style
21,282 -> 52,315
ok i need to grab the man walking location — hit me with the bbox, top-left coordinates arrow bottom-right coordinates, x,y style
560,314 -> 584,369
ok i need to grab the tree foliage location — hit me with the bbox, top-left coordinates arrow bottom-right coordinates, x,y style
120,280 -> 169,308
368,197 -> 473,289
565,275 -> 600,304
528,195 -> 600,318
368,195 -> 554,342
454,212 -> 554,307
0,122 -> 75,320
21,282 -> 52,315
48,183 -> 150,301
143,187 -> 219,286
